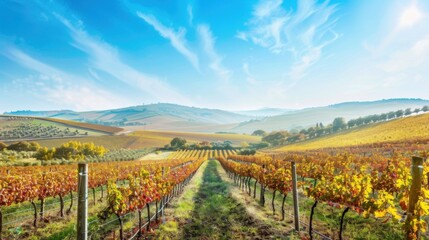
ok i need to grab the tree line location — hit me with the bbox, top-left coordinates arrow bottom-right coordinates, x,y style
0,140 -> 106,161
162,137 -> 235,150
253,106 -> 429,146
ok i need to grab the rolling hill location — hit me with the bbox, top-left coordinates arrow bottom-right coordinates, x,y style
234,108 -> 292,117
5,103 -> 254,129
0,115 -> 122,142
231,98 -> 429,133
5,98 -> 429,134
274,112 -> 429,151
34,130 -> 260,149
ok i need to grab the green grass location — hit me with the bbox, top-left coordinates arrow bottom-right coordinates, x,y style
156,160 -> 286,240
227,174 -> 404,240
1,186 -> 110,239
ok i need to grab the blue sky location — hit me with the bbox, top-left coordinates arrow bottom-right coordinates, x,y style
0,0 -> 428,112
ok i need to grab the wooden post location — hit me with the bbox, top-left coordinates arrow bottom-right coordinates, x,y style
291,161 -> 300,232
405,156 -> 424,239
260,164 -> 266,206
146,203 -> 151,232
77,163 -> 88,240
161,167 -> 165,222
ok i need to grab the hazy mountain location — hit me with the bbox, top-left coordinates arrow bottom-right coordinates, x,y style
5,103 -> 255,126
5,99 -> 429,134
5,110 -> 76,117
235,108 -> 293,117
231,98 -> 429,133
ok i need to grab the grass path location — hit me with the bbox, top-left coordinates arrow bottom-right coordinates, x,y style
157,159 -> 404,240
156,160 -> 286,240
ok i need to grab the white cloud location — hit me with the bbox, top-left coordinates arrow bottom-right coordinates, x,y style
87,68 -> 100,81
239,0 -> 339,81
187,5 -> 193,25
136,12 -> 199,70
3,47 -> 63,80
1,47 -> 129,110
380,34 -> 429,72
289,29 -> 339,81
235,31 -> 248,41
242,63 -> 257,85
399,3 -> 423,29
197,24 -> 231,81
253,0 -> 283,19
54,13 -> 191,105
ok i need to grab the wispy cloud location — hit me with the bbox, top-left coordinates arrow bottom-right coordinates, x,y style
187,5 -> 194,25
136,12 -> 199,70
362,1 -> 429,89
380,34 -> 429,73
1,46 -> 129,110
54,13 -> 191,105
197,24 -> 231,81
242,63 -> 257,85
239,0 -> 339,82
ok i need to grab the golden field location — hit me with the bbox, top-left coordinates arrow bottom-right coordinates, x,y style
275,113 -> 429,151
35,130 -> 260,149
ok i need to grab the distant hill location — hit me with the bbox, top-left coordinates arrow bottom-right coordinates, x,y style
5,103 -> 255,129
231,98 -> 429,133
5,99 -> 429,134
6,110 -> 76,117
235,108 -> 292,117
34,130 -> 261,149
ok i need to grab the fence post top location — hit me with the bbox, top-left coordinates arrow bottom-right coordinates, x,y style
78,163 -> 88,173
412,156 -> 424,165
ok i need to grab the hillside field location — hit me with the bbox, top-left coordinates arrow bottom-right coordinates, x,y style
34,130 -> 260,149
275,112 -> 429,151
0,117 -> 106,141
0,115 -> 122,139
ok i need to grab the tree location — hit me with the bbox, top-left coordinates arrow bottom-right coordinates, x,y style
7,141 -> 32,152
307,127 -> 316,138
170,137 -> 187,149
395,110 -> 404,118
387,111 -> 396,119
332,117 -> 347,132
354,117 -> 363,126
347,119 -> 356,128
54,145 -> 80,160
262,131 -> 289,146
34,147 -> 55,161
363,116 -> 372,125
240,141 -> 249,148
35,141 -> 106,161
239,149 -> 256,155
249,141 -> 270,149
414,108 -> 421,114
316,128 -> 325,136
371,114 -> 381,122
199,141 -> 211,148
29,142 -> 41,151
223,140 -> 233,149
287,134 -> 305,143
299,129 -> 308,135
324,124 -> 333,134
252,129 -> 267,136
0,142 -> 6,151
404,108 -> 412,116
422,106 -> 429,112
